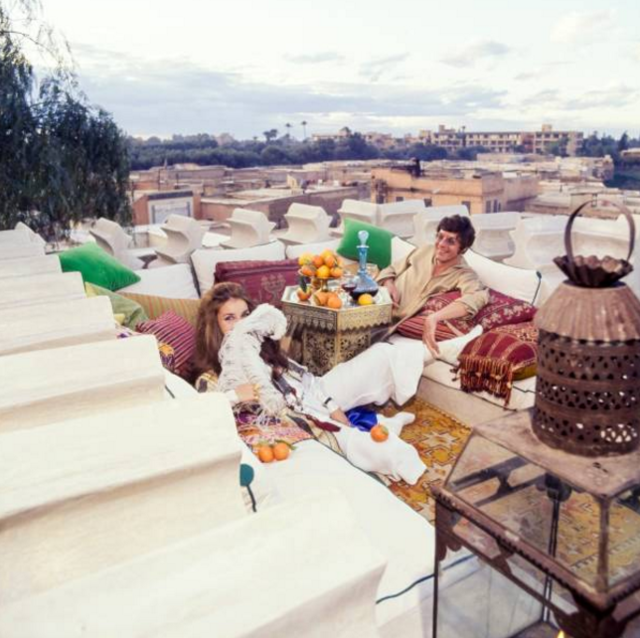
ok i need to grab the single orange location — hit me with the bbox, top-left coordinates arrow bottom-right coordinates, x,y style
330,266 -> 343,278
326,294 -> 342,310
313,255 -> 325,269
370,424 -> 389,443
323,253 -> 337,268
273,442 -> 291,461
358,293 -> 374,306
300,265 -> 316,277
297,288 -> 311,302
257,445 -> 275,463
298,252 -> 314,267
316,265 -> 331,279
314,291 -> 329,306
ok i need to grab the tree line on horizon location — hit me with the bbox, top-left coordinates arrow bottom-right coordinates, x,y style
127,130 -> 640,176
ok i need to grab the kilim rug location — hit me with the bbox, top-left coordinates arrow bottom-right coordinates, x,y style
381,397 -> 471,524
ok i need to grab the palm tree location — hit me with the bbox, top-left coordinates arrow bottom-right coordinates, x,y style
285,122 -> 292,139
263,129 -> 278,143
301,120 -> 308,140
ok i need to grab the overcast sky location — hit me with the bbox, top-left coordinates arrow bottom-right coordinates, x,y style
40,0 -> 640,139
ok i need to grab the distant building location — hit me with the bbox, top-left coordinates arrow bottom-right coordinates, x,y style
371,165 -> 539,214
419,124 -> 583,156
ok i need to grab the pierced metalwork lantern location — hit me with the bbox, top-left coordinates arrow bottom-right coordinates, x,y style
432,202 -> 640,638
534,201 -> 640,456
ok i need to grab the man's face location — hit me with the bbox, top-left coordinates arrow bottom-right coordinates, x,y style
435,230 -> 463,263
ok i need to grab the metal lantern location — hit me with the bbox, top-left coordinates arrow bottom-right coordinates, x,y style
533,201 -> 640,456
431,203 -> 640,638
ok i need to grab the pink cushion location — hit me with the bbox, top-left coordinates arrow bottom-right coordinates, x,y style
214,259 -> 299,307
136,311 -> 196,379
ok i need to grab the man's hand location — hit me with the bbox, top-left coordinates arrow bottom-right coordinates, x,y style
383,279 -> 400,306
330,408 -> 351,426
235,383 -> 258,403
422,315 -> 440,358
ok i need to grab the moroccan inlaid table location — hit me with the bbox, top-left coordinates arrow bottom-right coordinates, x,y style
280,285 -> 393,376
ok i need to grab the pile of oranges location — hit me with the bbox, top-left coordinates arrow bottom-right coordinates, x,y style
298,249 -> 344,281
255,441 -> 293,463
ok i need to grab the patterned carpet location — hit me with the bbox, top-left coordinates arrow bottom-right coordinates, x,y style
382,397 -> 471,523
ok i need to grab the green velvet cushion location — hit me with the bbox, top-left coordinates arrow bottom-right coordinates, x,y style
58,243 -> 140,291
337,219 -> 394,269
85,282 -> 149,329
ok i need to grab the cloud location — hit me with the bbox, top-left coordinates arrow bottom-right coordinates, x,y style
360,53 -> 409,81
550,10 -> 614,44
440,41 -> 511,68
285,52 -> 344,64
71,49 -> 506,137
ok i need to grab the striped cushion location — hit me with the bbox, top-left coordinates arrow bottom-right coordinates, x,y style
136,312 -> 196,379
396,291 -> 463,342
120,292 -> 200,327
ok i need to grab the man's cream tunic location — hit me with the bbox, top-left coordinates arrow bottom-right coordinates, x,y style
377,245 -> 489,329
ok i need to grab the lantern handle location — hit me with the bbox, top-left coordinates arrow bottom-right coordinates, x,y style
565,199 -> 636,263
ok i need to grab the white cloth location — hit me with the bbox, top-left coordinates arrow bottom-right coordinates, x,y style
320,341 -> 425,412
335,427 -> 426,485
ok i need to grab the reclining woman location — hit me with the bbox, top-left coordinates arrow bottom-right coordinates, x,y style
194,282 -> 432,483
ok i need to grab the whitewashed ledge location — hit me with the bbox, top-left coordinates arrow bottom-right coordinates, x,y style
0,490 -> 385,638
0,255 -> 61,280
0,296 -> 115,357
0,336 -> 165,431
0,393 -> 243,606
0,271 -> 85,311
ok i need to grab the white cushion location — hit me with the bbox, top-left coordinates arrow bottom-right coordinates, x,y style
464,249 -> 541,304
191,241 -> 286,295
284,238 -> 341,259
422,360 -> 536,411
119,264 -> 199,299
391,237 -> 415,263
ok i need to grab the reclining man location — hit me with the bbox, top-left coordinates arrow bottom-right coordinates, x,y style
377,214 -> 489,357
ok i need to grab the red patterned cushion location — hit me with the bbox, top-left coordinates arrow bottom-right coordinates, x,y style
457,322 -> 538,405
214,259 -> 299,308
136,311 -> 196,379
396,290 -> 537,342
396,291 -> 463,341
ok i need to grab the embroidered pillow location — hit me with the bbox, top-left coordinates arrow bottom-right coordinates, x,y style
214,259 -> 299,308
396,290 -> 537,342
136,311 -> 196,379
457,322 -> 538,406
396,291 -> 464,341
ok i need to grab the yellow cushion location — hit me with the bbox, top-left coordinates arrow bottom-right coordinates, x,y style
119,292 -> 201,327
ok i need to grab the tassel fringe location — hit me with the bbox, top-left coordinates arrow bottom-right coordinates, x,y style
455,355 -> 516,406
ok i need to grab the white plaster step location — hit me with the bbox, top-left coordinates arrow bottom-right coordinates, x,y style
0,242 -> 45,260
0,229 -> 30,244
0,393 -> 244,606
0,336 -> 165,431
0,296 -> 115,357
0,271 -> 84,310
0,255 -> 61,280
0,490 -> 385,638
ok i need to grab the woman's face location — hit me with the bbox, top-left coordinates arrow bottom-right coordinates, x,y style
217,298 -> 250,335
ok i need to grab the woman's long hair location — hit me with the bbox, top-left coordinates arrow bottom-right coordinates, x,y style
194,282 -> 289,377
